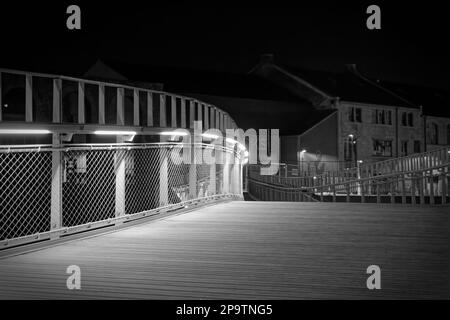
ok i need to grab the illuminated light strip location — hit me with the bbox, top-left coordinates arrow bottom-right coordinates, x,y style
94,130 -> 137,136
0,129 -> 51,134
160,131 -> 188,136
225,137 -> 238,144
202,133 -> 220,140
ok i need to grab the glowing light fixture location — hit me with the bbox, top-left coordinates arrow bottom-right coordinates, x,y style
0,129 -> 51,135
160,131 -> 188,136
225,137 -> 238,144
202,133 -> 220,140
300,149 -> 307,153
94,130 -> 137,136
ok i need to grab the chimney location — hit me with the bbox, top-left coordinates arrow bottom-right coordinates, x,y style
260,53 -> 275,64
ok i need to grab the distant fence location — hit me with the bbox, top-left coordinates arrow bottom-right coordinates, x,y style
275,146 -> 450,188
247,162 -> 450,205
0,143 -> 243,249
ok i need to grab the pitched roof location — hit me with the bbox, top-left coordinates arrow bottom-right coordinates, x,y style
88,59 -> 302,102
251,61 -> 419,108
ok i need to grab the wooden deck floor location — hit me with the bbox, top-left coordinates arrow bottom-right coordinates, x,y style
0,201 -> 449,299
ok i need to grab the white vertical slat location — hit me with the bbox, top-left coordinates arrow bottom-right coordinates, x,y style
189,100 -> 195,129
210,106 -> 215,128
78,82 -> 85,124
25,74 -> 33,122
50,133 -> 62,238
159,149 -> 169,206
204,104 -> 209,130
147,91 -> 153,126
52,79 -> 62,123
171,95 -> 177,127
160,94 -> 166,127
215,108 -> 220,130
115,136 -> 126,220
98,84 -> 105,125
196,101 -> 202,127
181,98 -> 186,128
133,89 -> 139,126
117,87 -> 124,125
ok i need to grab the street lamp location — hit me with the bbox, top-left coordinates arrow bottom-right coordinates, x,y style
299,149 -> 307,174
348,134 -> 358,167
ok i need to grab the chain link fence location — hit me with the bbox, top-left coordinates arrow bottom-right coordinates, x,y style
1,143 -> 243,247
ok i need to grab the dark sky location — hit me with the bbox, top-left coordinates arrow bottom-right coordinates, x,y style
1,1 -> 449,89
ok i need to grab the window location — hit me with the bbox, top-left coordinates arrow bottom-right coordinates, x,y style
372,109 -> 392,125
427,122 -> 439,145
372,139 -> 393,157
401,112 -> 414,127
401,141 -> 408,157
414,140 -> 421,153
348,107 -> 362,123
407,113 -> 414,127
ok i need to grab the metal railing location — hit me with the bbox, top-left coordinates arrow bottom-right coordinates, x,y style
0,142 -> 243,249
247,163 -> 450,205
271,146 -> 450,188
0,67 -> 238,131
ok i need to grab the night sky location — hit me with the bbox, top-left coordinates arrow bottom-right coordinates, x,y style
0,1 -> 449,89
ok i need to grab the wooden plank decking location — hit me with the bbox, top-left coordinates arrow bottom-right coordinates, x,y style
0,201 -> 449,299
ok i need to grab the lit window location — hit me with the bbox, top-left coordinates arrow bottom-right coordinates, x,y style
372,139 -> 392,157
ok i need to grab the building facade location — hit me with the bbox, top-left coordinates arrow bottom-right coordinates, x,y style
251,55 -> 450,170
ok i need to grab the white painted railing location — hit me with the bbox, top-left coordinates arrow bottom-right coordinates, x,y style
0,68 -> 238,131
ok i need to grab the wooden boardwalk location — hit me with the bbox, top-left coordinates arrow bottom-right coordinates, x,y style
0,201 -> 449,299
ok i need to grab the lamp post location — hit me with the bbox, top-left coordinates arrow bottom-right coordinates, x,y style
348,134 -> 358,168
300,149 -> 307,175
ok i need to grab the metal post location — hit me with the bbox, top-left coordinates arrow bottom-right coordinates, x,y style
117,87 -> 124,126
189,100 -> 195,129
160,94 -> 166,127
99,84 -> 105,125
181,98 -> 186,128
223,149 -> 230,193
147,92 -> 153,126
78,82 -> 85,124
50,134 -> 63,239
133,89 -> 139,126
204,104 -> 209,130
210,106 -> 215,129
215,108 -> 220,130
171,95 -> 177,127
196,101 -> 202,127
115,137 -> 126,222
159,146 -> 169,206
209,152 -> 216,195
232,154 -> 240,195
189,136 -> 197,199
25,74 -> 33,122
52,79 -> 62,123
